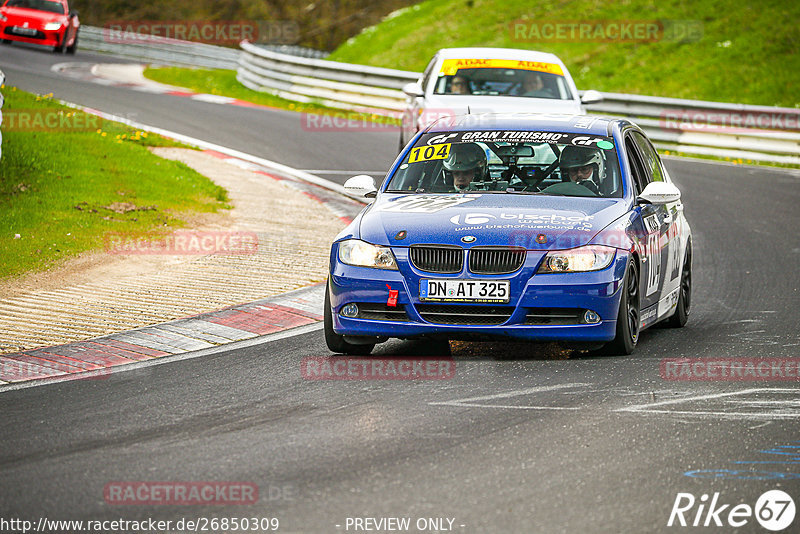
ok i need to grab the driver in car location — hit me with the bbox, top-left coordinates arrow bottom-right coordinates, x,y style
443,143 -> 488,192
559,146 -> 602,194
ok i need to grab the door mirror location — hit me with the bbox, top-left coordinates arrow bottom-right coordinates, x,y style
580,90 -> 603,105
402,82 -> 424,98
637,181 -> 681,205
344,175 -> 378,199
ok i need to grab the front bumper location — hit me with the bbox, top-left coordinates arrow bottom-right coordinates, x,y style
2,25 -> 64,46
329,251 -> 629,343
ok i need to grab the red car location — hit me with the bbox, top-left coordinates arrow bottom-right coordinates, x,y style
0,0 -> 79,53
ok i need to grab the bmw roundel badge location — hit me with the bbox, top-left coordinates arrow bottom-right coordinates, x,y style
461,235 -> 476,243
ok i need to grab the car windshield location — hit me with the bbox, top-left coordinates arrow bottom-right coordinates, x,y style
387,130 -> 623,198
432,60 -> 574,100
4,0 -> 64,14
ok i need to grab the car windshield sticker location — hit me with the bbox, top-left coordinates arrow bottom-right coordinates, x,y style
408,143 -> 451,163
381,195 -> 479,213
440,59 -> 564,76
421,131 -> 616,149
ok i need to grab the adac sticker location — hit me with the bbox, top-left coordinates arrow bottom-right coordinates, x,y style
440,59 -> 564,76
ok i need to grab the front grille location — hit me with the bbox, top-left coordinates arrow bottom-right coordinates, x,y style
410,245 -> 463,273
416,304 -> 514,325
525,308 -> 585,325
469,247 -> 526,274
356,303 -> 409,322
5,27 -> 46,39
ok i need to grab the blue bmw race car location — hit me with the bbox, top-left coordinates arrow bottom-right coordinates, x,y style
326,114 -> 692,355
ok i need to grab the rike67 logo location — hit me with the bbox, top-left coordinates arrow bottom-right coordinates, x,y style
668,490 -> 795,531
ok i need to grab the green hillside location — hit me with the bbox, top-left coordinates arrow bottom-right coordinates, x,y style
328,0 -> 799,107
72,0 -> 416,51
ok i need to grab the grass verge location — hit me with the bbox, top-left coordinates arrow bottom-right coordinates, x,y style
0,86 -> 229,279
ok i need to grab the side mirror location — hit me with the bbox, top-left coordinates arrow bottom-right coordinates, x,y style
637,181 -> 681,205
344,175 -> 378,199
580,89 -> 603,105
402,82 -> 424,98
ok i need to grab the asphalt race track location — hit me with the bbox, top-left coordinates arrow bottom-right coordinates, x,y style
1,44 -> 799,533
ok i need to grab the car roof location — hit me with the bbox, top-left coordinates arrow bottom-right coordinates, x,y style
434,47 -> 566,66
424,113 -> 628,137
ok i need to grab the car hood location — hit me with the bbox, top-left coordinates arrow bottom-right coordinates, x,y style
1,7 -> 64,25
358,193 -> 630,250
423,95 -> 583,117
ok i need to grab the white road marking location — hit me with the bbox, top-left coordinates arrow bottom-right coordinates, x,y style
190,94 -> 236,104
429,383 -> 590,410
300,170 -> 386,175
617,388 -> 800,419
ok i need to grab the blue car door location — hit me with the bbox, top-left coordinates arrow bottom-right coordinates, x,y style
630,131 -> 683,315
622,130 -> 667,316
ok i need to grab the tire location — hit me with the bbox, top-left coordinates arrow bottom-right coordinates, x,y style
666,245 -> 691,327
324,283 -> 375,355
601,258 -> 640,355
53,38 -> 65,53
1,39 -> 11,45
66,30 -> 78,54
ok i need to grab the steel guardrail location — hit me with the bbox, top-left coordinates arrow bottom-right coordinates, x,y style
79,26 -> 240,69
237,43 -> 800,165
237,40 -> 417,112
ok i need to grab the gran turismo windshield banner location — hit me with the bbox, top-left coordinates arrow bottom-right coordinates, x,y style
417,130 -> 616,149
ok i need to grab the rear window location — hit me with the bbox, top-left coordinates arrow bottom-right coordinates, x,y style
387,130 -> 623,199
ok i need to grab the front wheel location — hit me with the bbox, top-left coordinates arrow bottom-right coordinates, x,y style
66,30 -> 78,54
601,258 -> 640,355
324,283 -> 375,355
666,245 -> 691,327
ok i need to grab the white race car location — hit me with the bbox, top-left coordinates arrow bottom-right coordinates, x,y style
399,47 -> 602,150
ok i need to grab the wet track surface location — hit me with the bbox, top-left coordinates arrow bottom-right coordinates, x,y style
1,44 -> 799,533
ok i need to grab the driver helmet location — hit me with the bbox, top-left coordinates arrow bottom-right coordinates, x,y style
559,145 -> 603,183
443,143 -> 488,181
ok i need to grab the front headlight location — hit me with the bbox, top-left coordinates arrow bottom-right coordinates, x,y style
338,239 -> 398,270
44,22 -> 63,30
538,245 -> 616,273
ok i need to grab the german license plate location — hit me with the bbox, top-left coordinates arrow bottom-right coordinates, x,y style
11,27 -> 37,36
420,279 -> 510,303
